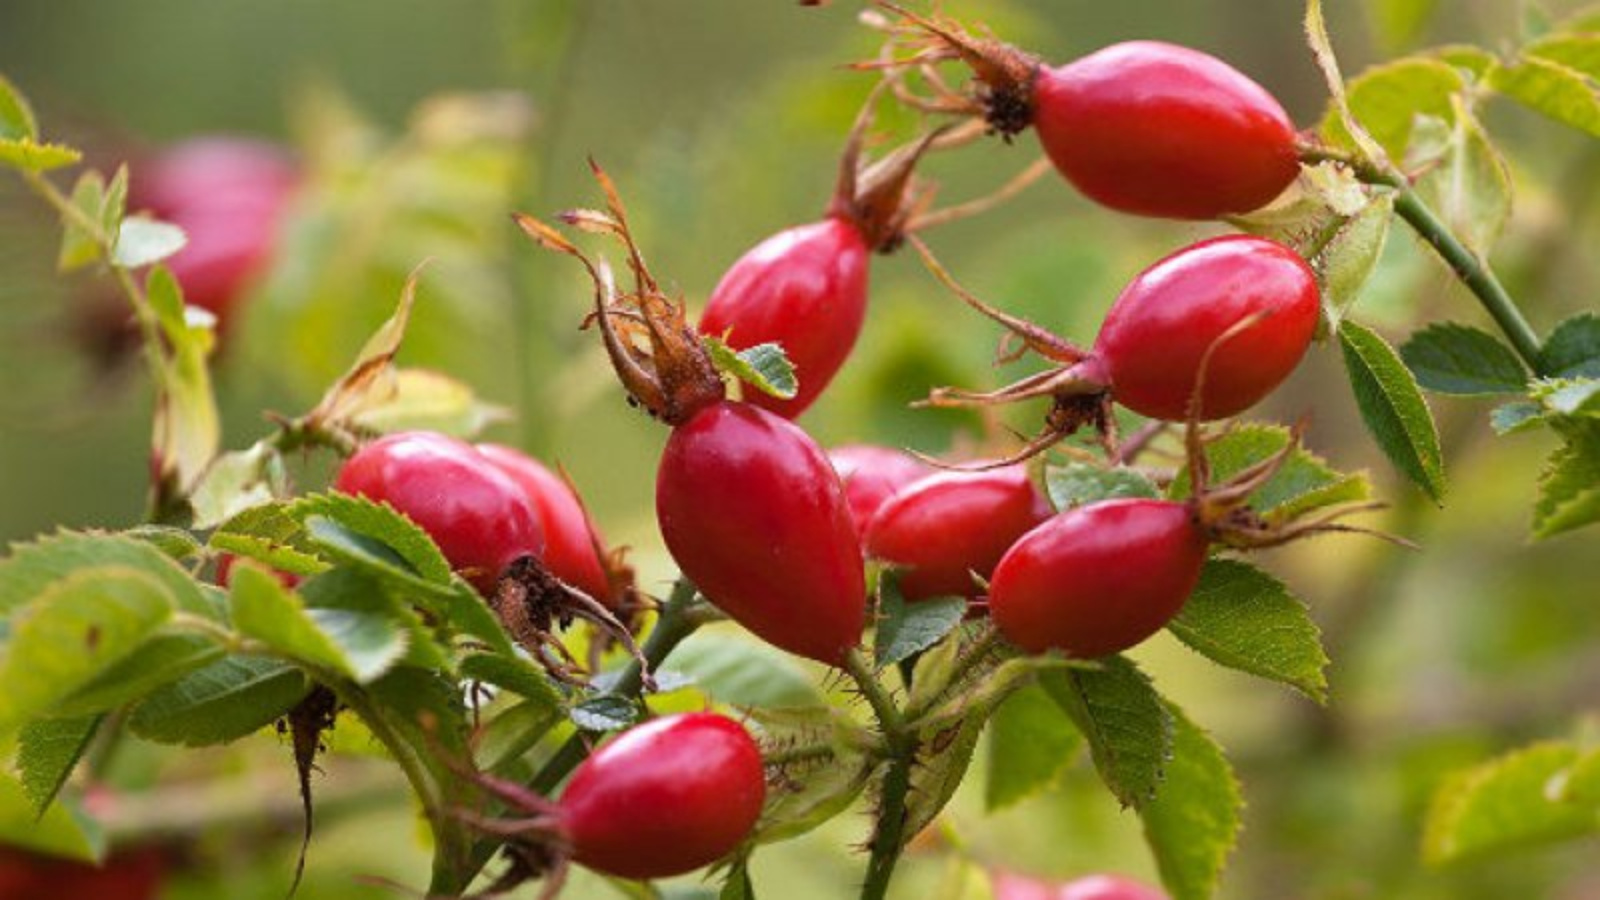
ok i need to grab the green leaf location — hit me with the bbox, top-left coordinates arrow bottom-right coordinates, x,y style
1424,742 -> 1598,864
720,857 -> 755,900
1490,55 -> 1600,137
1339,319 -> 1447,501
57,170 -> 106,271
0,567 -> 176,733
458,653 -> 564,709
1533,421 -> 1600,538
128,656 -> 311,746
1167,424 -> 1372,522
146,266 -> 220,498
704,338 -> 799,400
1540,313 -> 1600,378
1322,56 -> 1465,158
0,531 -> 216,620
874,573 -> 966,669
1400,322 -> 1528,395
1139,703 -> 1243,900
1305,0 -> 1391,164
0,138 -> 81,172
15,716 -> 102,815
1041,656 -> 1173,809
1525,34 -> 1600,80
1537,378 -> 1600,417
1492,400 -> 1548,434
121,525 -> 204,562
664,633 -> 821,708
1045,462 -> 1159,511
1414,98 -> 1512,256
1315,193 -> 1395,331
570,694 -> 638,732
0,74 -> 39,140
189,441 -> 289,530
1166,560 -> 1330,702
0,773 -> 102,863
474,699 -> 565,774
111,217 -> 187,269
208,503 -> 328,578
747,705 -> 877,845
345,368 -> 510,438
290,492 -> 454,586
230,562 -> 408,683
903,706 -> 986,842
56,632 -> 224,716
303,266 -> 425,431
984,683 -> 1085,811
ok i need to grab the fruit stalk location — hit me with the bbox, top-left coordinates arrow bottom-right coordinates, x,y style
842,649 -> 915,900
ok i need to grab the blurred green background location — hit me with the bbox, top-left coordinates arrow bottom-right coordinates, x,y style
2,1 -> 1598,898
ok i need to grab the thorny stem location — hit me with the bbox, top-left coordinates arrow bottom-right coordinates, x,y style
842,648 -> 915,900
1298,144 -> 1547,373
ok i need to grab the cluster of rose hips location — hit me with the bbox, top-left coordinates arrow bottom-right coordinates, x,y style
277,5 -> 1338,891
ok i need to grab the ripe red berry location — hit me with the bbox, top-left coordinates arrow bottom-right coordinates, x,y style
864,465 -> 1051,602
558,712 -> 765,880
1059,875 -> 1169,900
827,444 -> 931,536
131,137 -> 298,323
989,499 -> 1207,658
657,401 -> 867,665
1033,41 -> 1299,220
0,846 -> 167,900
476,444 -> 615,607
1091,235 -> 1319,422
699,217 -> 870,419
334,432 -> 545,596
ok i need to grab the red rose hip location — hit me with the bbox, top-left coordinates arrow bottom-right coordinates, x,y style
476,443 -> 616,606
558,712 -> 765,879
334,432 -> 545,595
989,499 -> 1207,658
828,444 -> 931,536
1034,41 -> 1300,220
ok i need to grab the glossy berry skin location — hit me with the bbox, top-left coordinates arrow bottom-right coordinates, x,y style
131,137 -> 298,322
657,401 -> 866,665
476,444 -> 613,606
1092,235 -> 1319,422
828,444 -> 931,537
989,499 -> 1207,658
1058,875 -> 1170,900
698,217 -> 870,419
864,466 -> 1052,602
1033,41 -> 1299,220
334,432 -> 545,596
559,712 -> 765,880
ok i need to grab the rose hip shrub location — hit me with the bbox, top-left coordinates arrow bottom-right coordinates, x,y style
1,3 -> 1598,900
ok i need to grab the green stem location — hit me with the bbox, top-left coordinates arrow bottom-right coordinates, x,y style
842,648 -> 915,900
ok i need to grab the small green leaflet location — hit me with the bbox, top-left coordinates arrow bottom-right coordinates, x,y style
1319,55 -> 1464,159
55,632 -> 224,717
189,440 -> 289,530
346,368 -> 510,438
1423,741 -> 1599,864
0,137 -> 81,172
289,492 -> 453,586
146,266 -> 221,499
1045,462 -> 1158,511
1040,656 -> 1173,809
1339,319 -> 1447,502
1305,0 -> 1391,165
902,706 -> 986,843
665,632 -> 821,708
229,563 -> 409,684
1540,313 -> 1600,378
1167,423 -> 1371,523
984,683 -> 1084,811
1400,322 -> 1528,395
1139,702 -> 1243,900
15,715 -> 102,815
1489,54 -> 1600,139
1315,192 -> 1394,332
1414,97 -> 1511,257
1533,420 -> 1600,538
208,502 -> 328,578
0,530 -> 217,620
128,656 -> 311,747
704,337 -> 799,400
1166,560 -> 1331,703
874,572 -> 966,669
0,773 -> 102,863
570,694 -> 638,732
0,74 -> 38,140
474,700 -> 565,775
746,705 -> 877,845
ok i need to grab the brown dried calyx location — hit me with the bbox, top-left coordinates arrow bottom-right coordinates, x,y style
869,2 -> 1043,138
827,82 -> 943,253
513,161 -> 724,427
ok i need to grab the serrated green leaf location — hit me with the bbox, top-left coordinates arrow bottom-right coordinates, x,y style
128,656 -> 310,746
1046,462 -> 1159,511
1491,55 -> 1600,137
1339,319 -> 1447,501
121,525 -> 204,561
1040,656 -> 1173,809
345,368 -> 510,438
0,531 -> 216,620
1415,98 -> 1511,256
1322,56 -> 1465,158
0,74 -> 38,140
0,567 -> 175,733
1492,400 -> 1548,434
230,562 -> 408,683
1400,322 -> 1528,394
747,705 -> 877,845
1316,193 -> 1395,331
984,683 -> 1084,811
570,694 -> 638,732
875,573 -> 966,669
1139,702 -> 1243,900
704,338 -> 799,400
15,716 -> 101,815
665,633 -> 821,708
208,503 -> 329,577
1539,378 -> 1600,417
1533,422 -> 1600,538
0,773 -> 102,863
1306,0 -> 1391,164
0,138 -> 81,172
474,699 -> 565,774
459,652 -> 563,710
1167,424 -> 1373,523
1166,560 -> 1330,702
1526,34 -> 1600,81
903,706 -> 986,842
291,492 -> 453,585
111,217 -> 187,269
1540,313 -> 1600,378
146,266 -> 220,498
189,441 -> 289,530
57,170 -> 106,271
1423,742 -> 1598,864
56,632 -> 224,716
